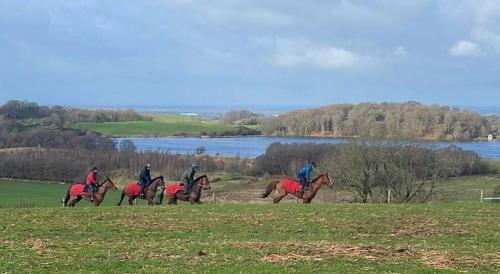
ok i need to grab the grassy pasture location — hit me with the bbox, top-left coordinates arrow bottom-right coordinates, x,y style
0,202 -> 498,273
72,115 -> 235,137
0,176 -> 499,273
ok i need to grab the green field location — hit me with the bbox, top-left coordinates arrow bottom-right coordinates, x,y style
0,177 -> 499,273
0,203 -> 498,273
72,115 -> 236,137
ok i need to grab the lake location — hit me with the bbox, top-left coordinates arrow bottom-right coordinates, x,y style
115,136 -> 500,159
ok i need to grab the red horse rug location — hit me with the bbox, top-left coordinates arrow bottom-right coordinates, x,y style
124,183 -> 141,197
70,184 -> 89,197
166,183 -> 185,196
283,179 -> 301,194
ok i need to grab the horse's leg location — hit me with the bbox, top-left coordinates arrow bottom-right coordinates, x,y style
128,197 -> 135,206
273,194 -> 286,204
71,196 -> 82,207
68,197 -> 76,207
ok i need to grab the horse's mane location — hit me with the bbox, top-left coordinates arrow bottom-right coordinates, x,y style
152,176 -> 164,182
311,173 -> 328,182
194,175 -> 207,182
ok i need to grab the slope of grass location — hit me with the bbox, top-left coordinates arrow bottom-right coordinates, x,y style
0,203 -> 498,273
434,175 -> 500,202
72,115 -> 235,137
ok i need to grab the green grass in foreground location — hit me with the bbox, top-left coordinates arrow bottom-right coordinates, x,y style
72,115 -> 236,137
0,203 -> 498,273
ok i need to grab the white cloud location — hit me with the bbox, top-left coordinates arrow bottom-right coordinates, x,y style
273,39 -> 375,70
440,1 -> 500,56
394,46 -> 407,56
473,28 -> 500,54
449,40 -> 483,57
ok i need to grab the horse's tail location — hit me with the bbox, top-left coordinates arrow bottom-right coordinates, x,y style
117,189 -> 126,206
261,180 -> 280,198
63,185 -> 72,207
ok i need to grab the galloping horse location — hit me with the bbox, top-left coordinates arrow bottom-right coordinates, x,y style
164,175 -> 211,205
117,176 -> 165,206
63,178 -> 118,207
261,173 -> 335,203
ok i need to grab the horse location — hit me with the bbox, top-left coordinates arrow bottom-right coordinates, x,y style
164,175 -> 211,205
117,176 -> 165,206
63,177 -> 118,207
260,173 -> 335,204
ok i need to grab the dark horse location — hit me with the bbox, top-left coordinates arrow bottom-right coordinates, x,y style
63,178 -> 118,207
261,173 -> 335,203
117,176 -> 165,206
164,175 -> 211,205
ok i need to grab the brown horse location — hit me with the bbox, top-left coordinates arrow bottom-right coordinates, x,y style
164,175 -> 211,205
261,173 -> 335,203
117,176 -> 165,206
63,178 -> 118,207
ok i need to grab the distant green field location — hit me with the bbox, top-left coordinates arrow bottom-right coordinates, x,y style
72,115 -> 236,136
0,180 -> 144,208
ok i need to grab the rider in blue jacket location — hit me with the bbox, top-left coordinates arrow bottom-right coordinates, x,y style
298,162 -> 317,193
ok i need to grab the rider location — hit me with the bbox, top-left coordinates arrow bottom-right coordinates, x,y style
298,162 -> 317,193
138,163 -> 152,198
182,163 -> 199,196
84,167 -> 100,201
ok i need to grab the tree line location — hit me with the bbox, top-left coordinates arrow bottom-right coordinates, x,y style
0,100 -> 150,128
0,148 -> 252,183
261,101 -> 500,140
0,100 -> 149,150
221,109 -> 262,125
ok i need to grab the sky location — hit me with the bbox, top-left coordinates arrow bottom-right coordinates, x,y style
1,0 -> 500,108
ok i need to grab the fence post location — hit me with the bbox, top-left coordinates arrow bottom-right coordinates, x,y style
387,189 -> 391,204
212,193 -> 216,204
480,190 -> 484,203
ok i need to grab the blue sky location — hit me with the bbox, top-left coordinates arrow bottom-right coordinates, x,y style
1,0 -> 500,107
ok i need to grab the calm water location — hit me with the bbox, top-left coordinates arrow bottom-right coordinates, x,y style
115,136 -> 500,159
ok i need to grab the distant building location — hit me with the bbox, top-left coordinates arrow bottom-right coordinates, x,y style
488,134 -> 497,141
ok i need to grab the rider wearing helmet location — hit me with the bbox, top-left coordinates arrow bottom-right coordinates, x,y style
182,163 -> 199,196
298,162 -> 317,193
138,163 -> 152,198
84,167 -> 100,201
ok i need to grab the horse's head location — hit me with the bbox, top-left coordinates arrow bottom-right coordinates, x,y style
321,173 -> 335,188
197,175 -> 211,190
102,177 -> 118,191
154,176 -> 165,190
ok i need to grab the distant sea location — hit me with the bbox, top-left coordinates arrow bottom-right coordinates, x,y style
74,104 -> 312,118
75,104 -> 500,117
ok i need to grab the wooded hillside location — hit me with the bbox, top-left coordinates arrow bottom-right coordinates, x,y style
261,101 -> 499,140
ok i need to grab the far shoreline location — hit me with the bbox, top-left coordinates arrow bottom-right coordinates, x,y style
110,133 -> 496,142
